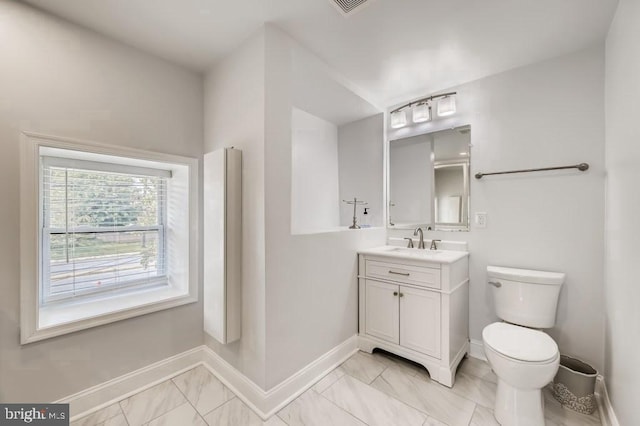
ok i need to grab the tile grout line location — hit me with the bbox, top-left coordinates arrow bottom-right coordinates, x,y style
113,365 -> 205,426
198,396 -> 242,423
468,404 -> 481,426
119,402 -> 131,426
361,361 -> 482,426
126,379 -> 189,426
311,388 -> 369,426
117,399 -> 131,426
322,370 -> 435,424
359,371 -> 437,420
78,403 -> 130,426
368,362 -> 388,385
275,412 -> 291,425
448,372 -> 497,410
312,381 -> 373,426
169,374 -> 210,425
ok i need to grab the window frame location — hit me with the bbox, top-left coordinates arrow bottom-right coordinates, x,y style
20,132 -> 199,344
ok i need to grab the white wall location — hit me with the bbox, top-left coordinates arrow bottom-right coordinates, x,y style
388,46 -> 606,372
0,0 -> 204,402
202,25 -> 386,392
291,108 -> 341,234
203,30 -> 267,388
604,1 -> 640,423
338,113 -> 384,228
264,26 -> 386,389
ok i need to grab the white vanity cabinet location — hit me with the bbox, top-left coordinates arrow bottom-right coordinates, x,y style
358,248 -> 469,387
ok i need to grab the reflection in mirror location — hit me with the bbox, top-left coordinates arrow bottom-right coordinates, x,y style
435,165 -> 466,225
388,134 -> 433,227
388,125 -> 470,231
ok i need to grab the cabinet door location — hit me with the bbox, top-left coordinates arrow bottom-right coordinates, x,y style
400,286 -> 441,358
365,280 -> 399,344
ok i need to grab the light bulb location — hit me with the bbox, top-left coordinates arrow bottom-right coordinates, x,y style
390,110 -> 407,128
412,103 -> 431,123
437,95 -> 456,117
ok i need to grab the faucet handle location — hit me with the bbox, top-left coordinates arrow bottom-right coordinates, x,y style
404,237 -> 414,248
430,239 -> 442,250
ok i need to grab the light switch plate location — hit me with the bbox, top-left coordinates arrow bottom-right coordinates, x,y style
475,212 -> 487,228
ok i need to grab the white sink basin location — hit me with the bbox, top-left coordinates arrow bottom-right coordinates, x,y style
358,245 -> 469,264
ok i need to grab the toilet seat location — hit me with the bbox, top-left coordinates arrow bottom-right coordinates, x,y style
483,322 -> 558,363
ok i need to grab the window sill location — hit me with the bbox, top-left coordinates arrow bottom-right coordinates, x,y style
25,285 -> 196,344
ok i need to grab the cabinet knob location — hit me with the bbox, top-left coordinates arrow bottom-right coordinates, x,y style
399,293 -> 404,297
393,291 -> 398,296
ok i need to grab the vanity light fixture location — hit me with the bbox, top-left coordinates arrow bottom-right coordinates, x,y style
412,102 -> 431,123
389,91 -> 457,129
390,109 -> 408,128
437,95 -> 457,117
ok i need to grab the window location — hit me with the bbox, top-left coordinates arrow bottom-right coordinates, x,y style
20,133 -> 199,344
41,158 -> 169,303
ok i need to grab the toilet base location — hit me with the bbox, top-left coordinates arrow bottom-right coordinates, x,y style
494,379 -> 545,426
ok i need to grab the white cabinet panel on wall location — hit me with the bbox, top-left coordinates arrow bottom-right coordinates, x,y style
204,148 -> 242,344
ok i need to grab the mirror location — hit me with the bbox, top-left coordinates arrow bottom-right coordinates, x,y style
388,125 -> 470,231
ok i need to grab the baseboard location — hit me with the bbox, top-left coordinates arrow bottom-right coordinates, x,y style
64,336 -> 359,422
468,338 -> 486,361
56,346 -> 204,421
595,375 -> 620,426
201,335 -> 358,419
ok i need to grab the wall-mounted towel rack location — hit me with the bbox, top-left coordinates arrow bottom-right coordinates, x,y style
475,163 -> 589,179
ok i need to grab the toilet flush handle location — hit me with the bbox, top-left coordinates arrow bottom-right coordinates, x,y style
488,281 -> 502,288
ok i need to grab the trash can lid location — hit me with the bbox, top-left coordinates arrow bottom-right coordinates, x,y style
483,322 -> 559,362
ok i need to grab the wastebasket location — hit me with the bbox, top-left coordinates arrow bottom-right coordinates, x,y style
552,355 -> 598,415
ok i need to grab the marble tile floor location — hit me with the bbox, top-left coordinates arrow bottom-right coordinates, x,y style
71,351 -> 603,426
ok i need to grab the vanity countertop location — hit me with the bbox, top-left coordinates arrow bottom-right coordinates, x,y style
358,245 -> 469,264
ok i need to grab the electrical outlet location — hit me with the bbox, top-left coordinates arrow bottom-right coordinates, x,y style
475,212 -> 487,228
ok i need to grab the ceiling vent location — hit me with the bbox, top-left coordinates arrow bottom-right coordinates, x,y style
330,0 -> 371,16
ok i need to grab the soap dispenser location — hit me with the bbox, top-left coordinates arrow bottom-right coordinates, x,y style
361,208 -> 371,228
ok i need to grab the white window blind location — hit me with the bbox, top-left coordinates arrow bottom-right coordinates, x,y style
41,156 -> 169,304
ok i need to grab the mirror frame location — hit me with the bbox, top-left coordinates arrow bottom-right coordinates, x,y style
386,125 -> 471,232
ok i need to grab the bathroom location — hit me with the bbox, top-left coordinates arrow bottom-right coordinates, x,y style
0,0 -> 637,425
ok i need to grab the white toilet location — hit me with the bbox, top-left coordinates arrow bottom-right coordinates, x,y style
482,266 -> 565,426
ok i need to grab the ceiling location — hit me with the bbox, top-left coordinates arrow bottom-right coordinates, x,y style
23,0 -> 618,106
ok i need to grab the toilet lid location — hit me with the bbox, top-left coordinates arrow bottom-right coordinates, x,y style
483,322 -> 558,362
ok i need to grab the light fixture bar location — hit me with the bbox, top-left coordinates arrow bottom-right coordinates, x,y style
390,91 -> 457,115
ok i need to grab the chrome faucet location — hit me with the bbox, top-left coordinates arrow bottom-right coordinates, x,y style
430,239 -> 441,251
404,237 -> 414,248
413,227 -> 425,249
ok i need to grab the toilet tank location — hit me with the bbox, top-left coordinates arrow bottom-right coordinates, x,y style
487,266 -> 565,329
